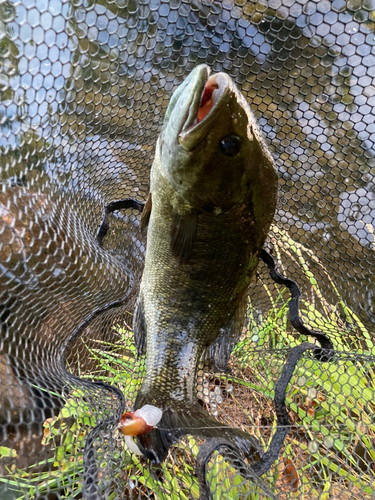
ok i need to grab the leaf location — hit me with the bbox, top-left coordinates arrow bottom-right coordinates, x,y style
280,458 -> 300,492
0,446 -> 17,458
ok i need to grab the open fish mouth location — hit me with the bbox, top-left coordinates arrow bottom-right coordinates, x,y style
179,67 -> 231,146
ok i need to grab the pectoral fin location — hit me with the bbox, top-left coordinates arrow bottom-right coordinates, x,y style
205,291 -> 248,371
171,212 -> 198,263
140,193 -> 152,232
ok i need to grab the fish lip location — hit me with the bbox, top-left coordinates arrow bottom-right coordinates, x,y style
179,71 -> 231,150
179,65 -> 210,135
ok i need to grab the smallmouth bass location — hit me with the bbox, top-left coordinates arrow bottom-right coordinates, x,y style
133,65 -> 278,463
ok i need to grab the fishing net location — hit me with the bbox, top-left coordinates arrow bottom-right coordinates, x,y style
1,0 -> 374,498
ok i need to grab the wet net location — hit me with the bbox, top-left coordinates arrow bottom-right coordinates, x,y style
1,0 -> 375,498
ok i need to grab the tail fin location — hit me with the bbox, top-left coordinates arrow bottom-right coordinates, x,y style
134,392 -> 262,465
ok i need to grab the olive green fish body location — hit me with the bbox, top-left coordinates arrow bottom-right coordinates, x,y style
138,158 -> 263,404
133,65 -> 278,462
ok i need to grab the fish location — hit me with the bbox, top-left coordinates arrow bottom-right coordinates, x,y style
132,64 -> 278,463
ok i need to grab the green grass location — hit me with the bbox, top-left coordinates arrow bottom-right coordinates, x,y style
231,226 -> 375,498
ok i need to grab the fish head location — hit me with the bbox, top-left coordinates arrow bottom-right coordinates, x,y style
158,64 -> 277,212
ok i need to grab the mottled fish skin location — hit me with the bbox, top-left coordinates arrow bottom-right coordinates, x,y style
133,64 -> 278,462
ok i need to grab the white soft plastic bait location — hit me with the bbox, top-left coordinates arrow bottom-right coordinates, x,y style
118,404 -> 163,437
119,404 -> 163,455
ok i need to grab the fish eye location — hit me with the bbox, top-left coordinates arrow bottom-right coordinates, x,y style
219,135 -> 242,157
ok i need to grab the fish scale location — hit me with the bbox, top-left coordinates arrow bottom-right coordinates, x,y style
139,164 -> 257,402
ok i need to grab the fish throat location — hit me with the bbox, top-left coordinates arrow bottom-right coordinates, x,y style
197,79 -> 219,123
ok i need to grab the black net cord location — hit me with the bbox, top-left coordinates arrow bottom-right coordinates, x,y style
260,249 -> 334,354
76,231 -> 333,499
57,253 -> 137,499
96,198 -> 145,248
82,383 -> 125,500
197,439 -> 279,500
196,342 -> 317,500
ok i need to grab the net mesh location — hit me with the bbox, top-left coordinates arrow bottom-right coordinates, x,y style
1,0 -> 375,498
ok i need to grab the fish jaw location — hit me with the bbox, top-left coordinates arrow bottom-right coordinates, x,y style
161,65 -> 233,153
178,72 -> 232,151
162,64 -> 210,146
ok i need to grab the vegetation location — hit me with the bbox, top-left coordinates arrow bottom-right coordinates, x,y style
0,228 -> 374,499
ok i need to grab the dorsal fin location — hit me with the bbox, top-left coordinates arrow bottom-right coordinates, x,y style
140,193 -> 152,231
171,212 -> 198,263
